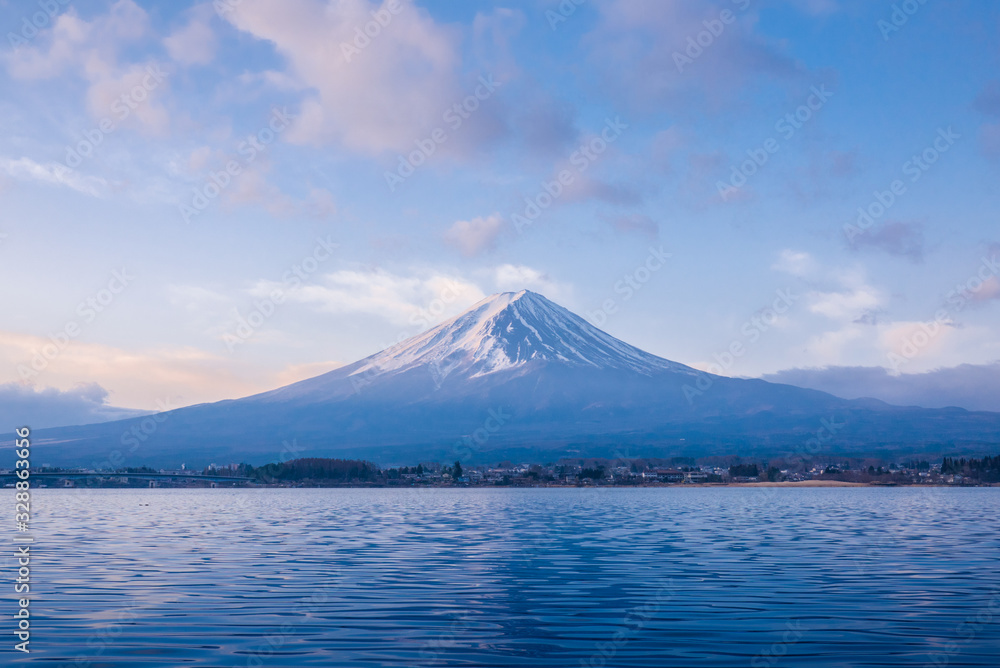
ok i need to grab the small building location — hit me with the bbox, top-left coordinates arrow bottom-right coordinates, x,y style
654,468 -> 684,483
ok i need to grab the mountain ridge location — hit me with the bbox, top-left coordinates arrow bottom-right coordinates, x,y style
30,290 -> 1000,467
254,290 -> 698,404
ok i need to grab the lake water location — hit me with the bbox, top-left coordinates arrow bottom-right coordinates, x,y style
4,487 -> 999,667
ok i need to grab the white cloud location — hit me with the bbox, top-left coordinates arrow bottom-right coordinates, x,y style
85,61 -> 171,135
777,259 -> 884,323
771,249 -> 817,277
223,0 -> 491,156
444,213 -> 504,256
802,324 -> 866,364
223,162 -> 336,217
0,330 -> 255,410
4,11 -> 90,79
164,10 -> 216,66
252,268 -> 486,327
177,149 -> 336,218
0,382 -> 152,429
4,0 -> 170,134
0,156 -> 107,196
807,285 -> 882,320
493,264 -> 570,300
5,1 -> 149,78
763,362 -> 1000,413
584,0 -> 799,112
969,275 -> 1000,304
794,314 -> 1000,374
880,320 -> 956,368
240,263 -> 574,334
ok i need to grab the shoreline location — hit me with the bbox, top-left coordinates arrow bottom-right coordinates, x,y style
728,480 -> 867,487
10,481 -> 996,490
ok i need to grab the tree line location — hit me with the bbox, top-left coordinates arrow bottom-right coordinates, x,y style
941,456 -> 1000,481
232,458 -> 378,483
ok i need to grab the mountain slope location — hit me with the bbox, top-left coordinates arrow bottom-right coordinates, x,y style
255,290 -> 696,404
32,290 -> 1000,467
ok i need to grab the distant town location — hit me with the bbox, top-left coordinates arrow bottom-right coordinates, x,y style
4,454 -> 999,488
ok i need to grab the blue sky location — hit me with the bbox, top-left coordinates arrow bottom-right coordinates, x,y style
1,0 -> 999,423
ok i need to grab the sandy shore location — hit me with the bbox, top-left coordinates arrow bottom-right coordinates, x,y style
729,480 -> 867,487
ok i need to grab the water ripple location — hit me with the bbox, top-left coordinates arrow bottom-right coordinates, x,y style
2,487 -> 998,667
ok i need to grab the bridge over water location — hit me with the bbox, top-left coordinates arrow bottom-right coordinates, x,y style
1,471 -> 253,485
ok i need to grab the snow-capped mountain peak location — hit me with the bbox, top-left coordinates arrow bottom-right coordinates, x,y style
42,291 -> 1000,469
347,289 -> 696,382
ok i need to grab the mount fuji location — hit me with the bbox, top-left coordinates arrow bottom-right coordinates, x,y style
34,290 -> 1000,467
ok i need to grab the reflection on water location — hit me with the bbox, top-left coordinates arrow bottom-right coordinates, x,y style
4,487 -> 999,666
